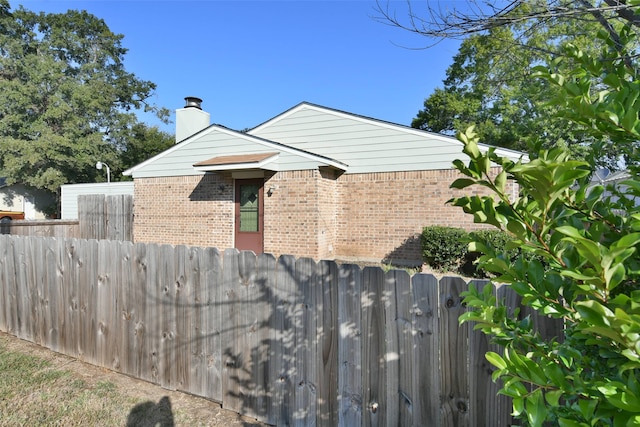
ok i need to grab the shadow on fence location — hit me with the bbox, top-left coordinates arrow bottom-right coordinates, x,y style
0,235 -> 564,426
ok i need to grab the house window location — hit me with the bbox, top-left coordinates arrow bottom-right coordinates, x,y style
239,183 -> 259,232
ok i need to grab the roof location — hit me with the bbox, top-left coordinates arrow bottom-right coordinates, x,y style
248,102 -> 527,174
123,123 -> 347,179
124,102 -> 527,179
193,152 -> 279,172
194,152 -> 279,167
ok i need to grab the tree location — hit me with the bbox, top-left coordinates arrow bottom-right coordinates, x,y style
376,0 -> 640,49
450,25 -> 640,425
380,0 -> 640,164
120,123 -> 174,175
534,25 -> 640,168
0,1 -> 169,193
411,25 -> 595,154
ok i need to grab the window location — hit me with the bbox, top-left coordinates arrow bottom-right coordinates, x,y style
239,183 -> 259,232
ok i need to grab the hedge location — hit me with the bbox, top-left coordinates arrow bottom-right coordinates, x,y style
420,226 -> 513,277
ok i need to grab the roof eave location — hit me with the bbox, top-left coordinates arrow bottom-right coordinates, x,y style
193,156 -> 279,173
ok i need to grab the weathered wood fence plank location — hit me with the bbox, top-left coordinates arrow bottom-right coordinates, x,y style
295,257 -> 317,427
132,242 -> 148,381
253,253 -> 276,423
204,246 -> 223,402
159,244 -> 177,390
440,276 -> 470,427
317,260 -> 339,426
412,273 -> 440,426
337,263 -> 362,427
388,269 -> 413,426
270,254 -> 297,426
361,266 -> 387,427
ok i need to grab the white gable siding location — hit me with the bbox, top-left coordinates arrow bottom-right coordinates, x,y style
125,103 -> 525,180
250,105 -> 472,173
129,127 -> 331,179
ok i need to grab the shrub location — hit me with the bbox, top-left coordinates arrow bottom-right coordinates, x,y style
451,127 -> 640,426
421,226 -> 515,277
420,225 -> 468,272
462,229 -> 514,277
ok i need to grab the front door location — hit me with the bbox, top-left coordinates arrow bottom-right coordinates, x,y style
234,179 -> 264,253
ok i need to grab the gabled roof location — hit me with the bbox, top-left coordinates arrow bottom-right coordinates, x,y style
122,123 -> 347,179
250,102 -> 526,158
123,101 -> 527,179
248,102 -> 527,174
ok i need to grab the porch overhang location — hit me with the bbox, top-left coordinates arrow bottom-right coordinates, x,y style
193,152 -> 279,173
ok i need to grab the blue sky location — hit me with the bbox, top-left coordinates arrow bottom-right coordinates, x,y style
17,0 -> 461,133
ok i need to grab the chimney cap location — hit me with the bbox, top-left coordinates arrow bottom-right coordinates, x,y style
184,96 -> 203,109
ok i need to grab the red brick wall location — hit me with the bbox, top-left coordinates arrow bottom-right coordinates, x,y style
133,174 -> 234,248
263,170 -> 337,259
334,167 -> 513,265
133,167 -> 513,265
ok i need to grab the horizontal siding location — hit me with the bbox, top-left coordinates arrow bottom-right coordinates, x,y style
250,105 -> 468,173
129,103 -> 520,179
132,130 -> 330,179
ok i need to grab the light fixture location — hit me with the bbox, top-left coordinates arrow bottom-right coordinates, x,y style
267,185 -> 278,196
96,161 -> 111,183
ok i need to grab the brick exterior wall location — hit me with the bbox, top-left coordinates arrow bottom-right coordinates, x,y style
133,167 -> 514,265
335,168 -> 511,265
133,174 -> 234,248
263,169 -> 337,260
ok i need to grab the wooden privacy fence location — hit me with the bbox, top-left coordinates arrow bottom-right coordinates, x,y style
0,219 -> 80,238
0,194 -> 133,241
77,194 -> 133,241
0,235 -> 563,426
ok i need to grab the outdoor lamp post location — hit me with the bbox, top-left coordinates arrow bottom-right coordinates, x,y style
96,161 -> 111,183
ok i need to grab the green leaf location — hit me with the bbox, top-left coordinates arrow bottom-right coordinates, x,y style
485,351 -> 507,370
495,170 -> 507,192
525,389 -> 547,427
575,300 -> 615,326
545,389 -> 562,407
451,178 -> 477,189
558,418 -> 587,427
604,263 -> 626,291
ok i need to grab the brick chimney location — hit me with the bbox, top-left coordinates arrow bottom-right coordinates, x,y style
175,96 -> 210,143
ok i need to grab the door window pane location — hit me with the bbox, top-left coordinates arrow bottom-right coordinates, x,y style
239,184 -> 259,232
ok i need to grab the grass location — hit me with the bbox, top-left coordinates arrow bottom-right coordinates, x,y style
0,337 -> 139,426
0,333 -> 262,426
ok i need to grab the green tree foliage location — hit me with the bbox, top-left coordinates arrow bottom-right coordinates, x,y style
412,26 -> 591,154
119,123 -> 173,177
450,26 -> 640,425
0,0 -> 169,192
534,26 -> 640,169
406,0 -> 640,164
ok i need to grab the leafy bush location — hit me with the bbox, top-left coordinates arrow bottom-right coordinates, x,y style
420,225 -> 468,272
421,226 -> 514,277
451,127 -> 640,426
462,229 -> 514,277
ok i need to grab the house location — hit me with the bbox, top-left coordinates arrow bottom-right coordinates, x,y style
0,178 -> 56,219
124,98 -> 523,266
591,168 -> 639,207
